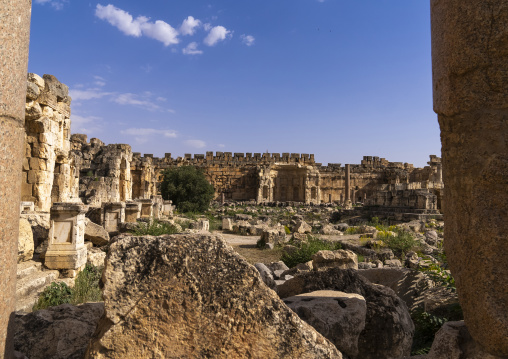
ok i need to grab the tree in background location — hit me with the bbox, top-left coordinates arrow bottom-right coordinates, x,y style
161,166 -> 215,213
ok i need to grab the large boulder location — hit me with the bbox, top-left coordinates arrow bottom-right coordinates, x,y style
260,227 -> 286,245
18,218 -> 34,262
427,321 -> 504,359
312,250 -> 358,271
84,219 -> 110,246
278,268 -> 414,359
293,221 -> 312,234
284,290 -> 367,359
14,303 -> 104,359
85,234 -> 342,358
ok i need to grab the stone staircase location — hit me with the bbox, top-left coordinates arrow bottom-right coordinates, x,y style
16,260 -> 60,312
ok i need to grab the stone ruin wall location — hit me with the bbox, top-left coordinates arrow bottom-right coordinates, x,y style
22,74 -> 80,212
21,73 -> 443,213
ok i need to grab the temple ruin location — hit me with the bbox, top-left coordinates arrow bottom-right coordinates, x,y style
20,75 -> 444,218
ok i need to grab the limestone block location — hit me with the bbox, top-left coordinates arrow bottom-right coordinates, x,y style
312,250 -> 358,271
18,218 -> 34,262
39,132 -> 56,146
27,73 -> 45,89
25,101 -> 42,120
20,183 -> 33,201
31,143 -> 52,159
43,74 -> 69,100
222,217 -> 233,230
41,105 -> 53,118
26,81 -> 39,100
87,247 -> 106,268
294,220 -> 312,234
84,219 -> 110,247
85,234 -> 342,358
284,290 -> 366,359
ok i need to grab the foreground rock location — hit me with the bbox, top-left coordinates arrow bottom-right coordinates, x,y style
278,268 -> 414,359
284,290 -> 366,359
85,233 -> 342,358
14,303 -> 104,359
427,321 -> 504,359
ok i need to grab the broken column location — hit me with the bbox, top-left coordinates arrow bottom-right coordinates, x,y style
125,202 -> 141,223
0,1 -> 31,355
345,164 -> 352,209
102,202 -> 125,233
45,203 -> 88,277
431,1 -> 508,356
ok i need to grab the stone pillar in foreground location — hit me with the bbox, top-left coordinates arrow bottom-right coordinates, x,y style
431,1 -> 508,356
45,203 -> 88,278
0,1 -> 31,356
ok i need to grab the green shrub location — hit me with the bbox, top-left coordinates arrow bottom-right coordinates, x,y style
284,225 -> 291,234
380,229 -> 417,257
132,220 -> 179,236
161,166 -> 215,213
411,309 -> 447,355
345,227 -> 360,235
33,282 -> 72,310
72,264 -> 103,304
33,264 -> 103,311
281,238 -> 342,268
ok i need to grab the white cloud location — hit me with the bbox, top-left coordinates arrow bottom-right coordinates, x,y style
95,4 -> 179,46
35,0 -> 67,10
93,76 -> 106,87
113,93 -> 165,111
69,88 -> 113,101
180,16 -> 201,36
203,23 -> 212,31
121,128 -> 177,138
241,34 -> 255,46
204,26 -> 231,46
182,42 -> 203,55
70,114 -> 103,135
186,139 -> 206,148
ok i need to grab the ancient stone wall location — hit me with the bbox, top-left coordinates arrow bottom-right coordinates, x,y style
22,74 -> 80,212
71,135 -> 132,206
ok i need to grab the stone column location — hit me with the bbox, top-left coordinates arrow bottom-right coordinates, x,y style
431,1 -> 508,356
0,1 -> 31,355
45,203 -> 88,278
344,164 -> 352,209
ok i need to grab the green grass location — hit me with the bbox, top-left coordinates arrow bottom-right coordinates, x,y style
33,264 -> 103,311
281,237 -> 342,268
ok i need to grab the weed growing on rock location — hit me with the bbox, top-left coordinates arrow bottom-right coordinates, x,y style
132,220 -> 179,236
379,229 -> 418,257
33,282 -> 72,310
33,264 -> 104,311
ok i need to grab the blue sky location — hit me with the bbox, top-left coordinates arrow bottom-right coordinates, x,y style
28,0 -> 440,167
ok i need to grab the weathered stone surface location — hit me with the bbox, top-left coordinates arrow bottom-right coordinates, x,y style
260,227 -> 286,245
312,249 -> 358,271
284,290 -> 367,359
87,247 -> 106,268
222,217 -> 233,231
14,303 -> 105,359
427,321 -> 504,359
293,221 -> 312,234
254,262 -> 276,290
278,268 -> 414,359
431,1 -> 508,356
18,218 -> 34,262
85,234 -> 342,358
85,219 -> 110,247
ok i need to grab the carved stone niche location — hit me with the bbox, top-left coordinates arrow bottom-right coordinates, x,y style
45,202 -> 88,277
135,199 -> 154,218
125,202 -> 141,223
102,202 -> 126,233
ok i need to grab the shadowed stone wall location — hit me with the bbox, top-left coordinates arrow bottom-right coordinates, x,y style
432,1 -> 508,356
0,0 -> 32,356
